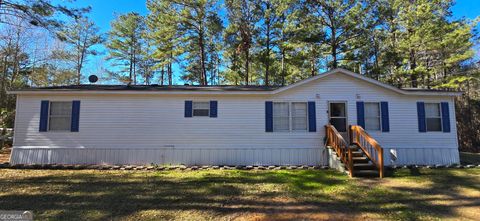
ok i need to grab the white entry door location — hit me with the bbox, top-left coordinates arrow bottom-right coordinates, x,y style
328,102 -> 349,141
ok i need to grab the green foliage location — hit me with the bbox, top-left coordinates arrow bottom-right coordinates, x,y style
0,0 -> 90,30
106,12 -> 145,84
146,0 -> 181,85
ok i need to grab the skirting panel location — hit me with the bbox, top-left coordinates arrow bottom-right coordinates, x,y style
383,148 -> 460,166
10,147 -> 328,166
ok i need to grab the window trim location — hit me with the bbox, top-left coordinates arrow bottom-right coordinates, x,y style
364,102 -> 382,131
192,101 -> 210,117
272,101 -> 308,132
425,102 -> 443,132
47,101 -> 72,132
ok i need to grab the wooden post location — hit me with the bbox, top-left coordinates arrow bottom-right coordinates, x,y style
349,125 -> 353,145
348,147 -> 354,177
355,126 -> 359,145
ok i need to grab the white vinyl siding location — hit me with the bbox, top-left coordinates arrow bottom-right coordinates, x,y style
192,101 -> 209,117
425,103 -> 442,132
48,101 -> 72,131
365,102 -> 381,131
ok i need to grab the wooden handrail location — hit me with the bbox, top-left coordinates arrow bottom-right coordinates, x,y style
325,124 -> 354,177
349,125 -> 384,178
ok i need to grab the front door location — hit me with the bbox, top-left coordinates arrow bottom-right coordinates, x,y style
328,102 -> 348,140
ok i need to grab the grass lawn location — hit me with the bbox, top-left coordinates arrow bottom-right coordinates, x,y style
0,168 -> 479,220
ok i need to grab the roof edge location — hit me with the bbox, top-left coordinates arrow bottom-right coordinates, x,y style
271,68 -> 462,96
7,68 -> 463,96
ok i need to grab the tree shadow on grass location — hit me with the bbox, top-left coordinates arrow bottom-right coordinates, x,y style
0,169 -> 478,220
360,168 -> 480,220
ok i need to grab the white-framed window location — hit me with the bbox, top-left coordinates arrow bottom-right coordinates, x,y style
48,101 -> 72,131
365,102 -> 381,131
425,103 -> 442,132
192,101 -> 210,117
273,102 -> 308,132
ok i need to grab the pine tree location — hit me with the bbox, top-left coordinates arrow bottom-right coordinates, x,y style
146,0 -> 180,85
0,0 -> 89,30
106,13 -> 145,85
225,0 -> 260,85
302,0 -> 375,70
57,17 -> 103,85
256,0 -> 283,86
176,0 -> 223,85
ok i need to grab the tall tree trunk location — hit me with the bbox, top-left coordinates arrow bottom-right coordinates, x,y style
373,38 -> 380,80
133,49 -> 137,85
160,65 -> 165,86
245,49 -> 249,85
129,54 -> 133,85
199,30 -> 207,85
331,27 -> 338,69
76,46 -> 86,85
168,51 -> 173,85
265,30 -> 270,86
76,65 -> 81,85
310,45 -> 316,77
409,48 -> 418,88
0,56 -> 8,109
281,48 -> 286,86
10,29 -> 21,85
264,3 -> 271,86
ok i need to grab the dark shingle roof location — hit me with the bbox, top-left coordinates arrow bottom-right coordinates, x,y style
16,84 -> 279,92
14,84 -> 458,93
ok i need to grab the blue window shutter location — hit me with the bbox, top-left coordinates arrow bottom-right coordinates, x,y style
380,102 -> 390,132
71,101 -> 81,132
417,102 -> 426,132
39,100 -> 49,132
441,102 -> 450,133
265,101 -> 273,132
356,101 -> 365,128
308,101 -> 316,132
210,101 -> 218,118
185,101 -> 192,117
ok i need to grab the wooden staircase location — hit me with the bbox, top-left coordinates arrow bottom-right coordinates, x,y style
325,125 -> 384,178
350,144 -> 380,177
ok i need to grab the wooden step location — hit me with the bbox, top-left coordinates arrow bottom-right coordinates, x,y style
353,163 -> 376,170
352,151 -> 364,157
349,145 -> 360,151
353,170 -> 379,177
352,156 -> 369,163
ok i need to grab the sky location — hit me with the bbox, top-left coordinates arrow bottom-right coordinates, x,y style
56,0 -> 480,84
